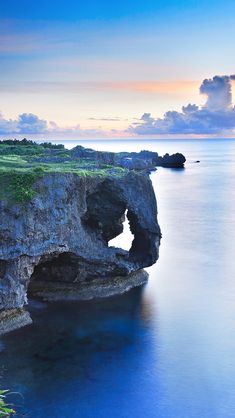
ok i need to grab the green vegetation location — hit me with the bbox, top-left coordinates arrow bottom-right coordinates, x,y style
0,390 -> 15,417
0,139 -> 127,203
99,164 -> 113,169
0,172 -> 40,203
0,138 -> 64,149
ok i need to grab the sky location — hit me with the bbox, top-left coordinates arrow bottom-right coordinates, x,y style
0,0 -> 235,139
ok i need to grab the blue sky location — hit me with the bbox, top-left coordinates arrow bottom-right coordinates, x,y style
0,0 -> 235,138
1,0 -> 235,21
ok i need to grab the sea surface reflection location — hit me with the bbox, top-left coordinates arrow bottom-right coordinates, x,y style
1,288 -> 158,418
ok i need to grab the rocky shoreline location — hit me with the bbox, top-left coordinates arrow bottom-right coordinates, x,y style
0,270 -> 148,335
69,145 -> 186,170
0,140 -> 186,335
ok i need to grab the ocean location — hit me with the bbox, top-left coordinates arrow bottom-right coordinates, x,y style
1,138 -> 235,417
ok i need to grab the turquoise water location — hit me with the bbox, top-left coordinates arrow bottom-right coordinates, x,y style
1,139 -> 235,417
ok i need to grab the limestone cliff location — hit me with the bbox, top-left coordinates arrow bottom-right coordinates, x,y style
0,171 -> 161,333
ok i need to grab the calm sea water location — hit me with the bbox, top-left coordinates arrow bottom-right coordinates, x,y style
1,139 -> 235,418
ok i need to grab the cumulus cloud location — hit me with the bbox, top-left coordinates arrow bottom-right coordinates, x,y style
129,75 -> 235,135
200,75 -> 235,111
0,112 -> 48,134
0,112 -> 121,138
18,113 -> 48,134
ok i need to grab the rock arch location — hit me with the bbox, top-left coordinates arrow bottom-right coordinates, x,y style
0,172 -> 161,334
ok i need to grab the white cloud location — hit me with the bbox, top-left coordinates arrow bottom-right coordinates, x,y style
1,74 -> 235,138
129,75 -> 235,135
0,112 -> 47,134
0,112 -> 123,138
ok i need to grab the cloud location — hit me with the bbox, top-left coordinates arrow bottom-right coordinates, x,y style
0,111 -> 125,138
200,75 -> 235,110
18,113 -> 48,134
0,112 -> 48,134
88,117 -> 124,122
2,74 -> 235,138
129,75 -> 235,135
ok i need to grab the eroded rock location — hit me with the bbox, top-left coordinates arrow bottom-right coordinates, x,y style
0,171 -> 161,333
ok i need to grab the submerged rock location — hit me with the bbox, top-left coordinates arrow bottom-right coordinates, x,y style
0,171 -> 161,334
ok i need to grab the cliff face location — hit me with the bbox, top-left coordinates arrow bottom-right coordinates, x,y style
0,171 -> 161,331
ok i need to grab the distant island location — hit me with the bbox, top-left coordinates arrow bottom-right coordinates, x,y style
0,140 -> 185,335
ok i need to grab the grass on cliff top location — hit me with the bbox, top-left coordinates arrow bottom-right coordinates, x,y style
0,171 -> 42,203
0,143 -> 127,203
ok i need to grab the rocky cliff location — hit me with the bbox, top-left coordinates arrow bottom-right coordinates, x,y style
70,146 -> 186,170
0,170 -> 161,334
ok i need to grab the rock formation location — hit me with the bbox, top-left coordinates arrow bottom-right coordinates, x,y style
0,171 -> 161,334
71,146 -> 186,170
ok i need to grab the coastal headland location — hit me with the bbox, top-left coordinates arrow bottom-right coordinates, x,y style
0,140 -> 185,334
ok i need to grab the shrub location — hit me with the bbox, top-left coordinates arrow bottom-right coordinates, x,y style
0,390 -> 15,417
8,173 -> 40,203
